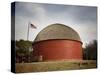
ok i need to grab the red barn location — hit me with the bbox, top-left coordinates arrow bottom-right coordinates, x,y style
32,23 -> 83,61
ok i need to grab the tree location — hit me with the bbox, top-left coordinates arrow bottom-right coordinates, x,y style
16,39 -> 33,63
83,40 -> 97,60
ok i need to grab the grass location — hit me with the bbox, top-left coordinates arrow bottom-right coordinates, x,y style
15,60 -> 97,73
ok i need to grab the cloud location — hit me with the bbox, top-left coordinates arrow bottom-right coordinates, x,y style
15,2 -> 97,47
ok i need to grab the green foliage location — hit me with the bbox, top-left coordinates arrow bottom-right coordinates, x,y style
83,40 -> 97,60
16,39 -> 32,50
16,39 -> 33,63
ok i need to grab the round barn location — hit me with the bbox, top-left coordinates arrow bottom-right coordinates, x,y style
32,23 -> 83,61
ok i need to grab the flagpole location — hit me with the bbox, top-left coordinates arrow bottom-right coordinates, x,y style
27,22 -> 30,41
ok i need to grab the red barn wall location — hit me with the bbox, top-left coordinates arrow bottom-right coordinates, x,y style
33,39 -> 82,61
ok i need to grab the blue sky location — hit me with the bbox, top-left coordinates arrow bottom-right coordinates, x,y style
14,2 -> 97,47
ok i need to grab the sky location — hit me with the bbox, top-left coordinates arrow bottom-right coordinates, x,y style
14,2 -> 97,47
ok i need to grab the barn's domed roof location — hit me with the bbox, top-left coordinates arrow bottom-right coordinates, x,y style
34,23 -> 81,43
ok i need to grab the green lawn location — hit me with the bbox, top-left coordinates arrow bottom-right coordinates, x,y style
16,60 -> 97,73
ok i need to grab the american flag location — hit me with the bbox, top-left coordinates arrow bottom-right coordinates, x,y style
30,23 -> 37,29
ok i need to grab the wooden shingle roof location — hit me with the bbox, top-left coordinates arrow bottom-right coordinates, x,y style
34,23 -> 81,43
